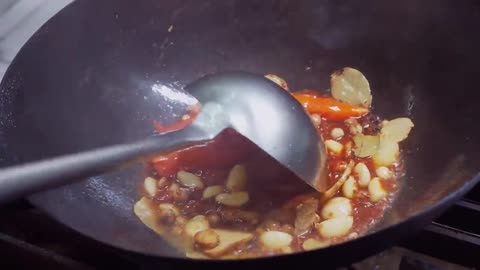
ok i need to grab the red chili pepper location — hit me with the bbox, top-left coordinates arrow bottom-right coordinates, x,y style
292,93 -> 368,120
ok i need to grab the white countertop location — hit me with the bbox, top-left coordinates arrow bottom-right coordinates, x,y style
0,0 -> 72,80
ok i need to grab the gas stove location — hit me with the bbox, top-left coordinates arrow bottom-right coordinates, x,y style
0,186 -> 479,269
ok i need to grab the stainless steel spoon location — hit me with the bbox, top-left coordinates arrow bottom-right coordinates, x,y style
0,71 -> 327,203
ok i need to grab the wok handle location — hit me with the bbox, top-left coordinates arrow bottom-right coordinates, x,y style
0,125 -> 212,203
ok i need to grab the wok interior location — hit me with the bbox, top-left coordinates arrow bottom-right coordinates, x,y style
0,0 -> 479,260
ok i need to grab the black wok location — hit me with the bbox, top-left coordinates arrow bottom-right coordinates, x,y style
0,0 -> 479,268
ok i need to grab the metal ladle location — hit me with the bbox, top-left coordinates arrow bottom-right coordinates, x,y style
0,72 -> 327,203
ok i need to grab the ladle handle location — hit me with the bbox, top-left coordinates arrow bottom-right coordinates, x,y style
0,126 -> 211,203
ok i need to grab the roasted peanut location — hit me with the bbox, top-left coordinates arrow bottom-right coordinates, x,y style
144,177 -> 157,197
216,192 -> 249,207
302,238 -> 331,251
203,185 -> 224,199
194,229 -> 220,249
331,128 -> 345,140
376,166 -> 392,179
325,140 -> 343,155
177,170 -> 204,189
185,215 -> 210,237
315,216 -> 353,238
260,231 -> 293,249
321,197 -> 352,219
226,164 -> 247,192
342,176 -> 357,198
354,163 -> 371,187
